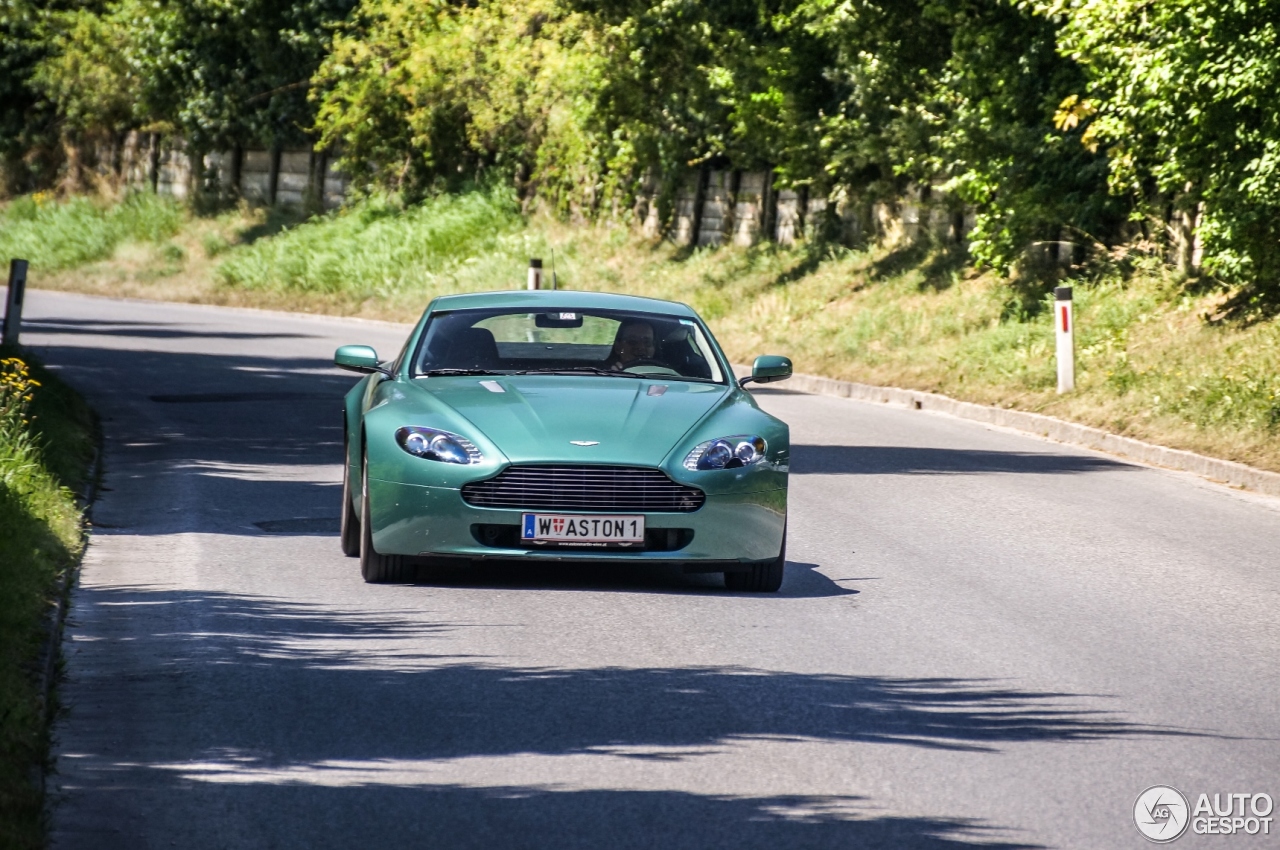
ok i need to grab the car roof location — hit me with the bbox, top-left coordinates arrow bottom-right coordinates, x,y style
425,289 -> 699,318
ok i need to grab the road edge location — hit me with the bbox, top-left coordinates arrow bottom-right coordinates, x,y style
34,428 -> 102,811
737,366 -> 1280,499
27,290 -> 1278,498
36,441 -> 101,726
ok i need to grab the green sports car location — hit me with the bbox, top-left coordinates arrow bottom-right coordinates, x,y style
335,290 -> 793,591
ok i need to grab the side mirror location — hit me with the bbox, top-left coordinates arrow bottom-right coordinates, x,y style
335,344 -> 387,375
739,355 -> 792,387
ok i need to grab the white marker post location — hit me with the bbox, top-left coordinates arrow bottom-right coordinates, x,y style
1055,285 -> 1074,393
528,258 -> 543,290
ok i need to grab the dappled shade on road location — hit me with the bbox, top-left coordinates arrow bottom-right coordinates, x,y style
57,583 -> 1223,848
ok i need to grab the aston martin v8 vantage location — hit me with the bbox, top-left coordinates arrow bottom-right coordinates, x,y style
335,290 -> 792,591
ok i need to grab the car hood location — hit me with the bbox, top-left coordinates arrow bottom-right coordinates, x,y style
409,375 -> 730,465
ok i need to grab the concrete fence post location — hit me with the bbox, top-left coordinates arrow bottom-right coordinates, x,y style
1055,286 -> 1075,393
267,145 -> 282,206
229,145 -> 244,199
689,168 -> 709,247
4,259 -> 29,347
148,134 -> 162,193
761,170 -> 777,245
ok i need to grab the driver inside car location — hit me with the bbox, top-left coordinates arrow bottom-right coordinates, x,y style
606,319 -> 659,370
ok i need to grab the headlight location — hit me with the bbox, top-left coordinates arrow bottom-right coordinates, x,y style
683,435 -> 766,470
395,426 -> 482,464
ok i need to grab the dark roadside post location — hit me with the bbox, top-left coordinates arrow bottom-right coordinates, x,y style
3,259 -> 28,346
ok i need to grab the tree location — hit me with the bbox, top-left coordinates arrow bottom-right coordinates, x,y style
1037,0 -> 1280,302
119,0 -> 358,153
927,0 -> 1119,271
315,0 -> 610,207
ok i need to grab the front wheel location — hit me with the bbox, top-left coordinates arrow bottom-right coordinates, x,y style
360,455 -> 413,584
725,525 -> 785,593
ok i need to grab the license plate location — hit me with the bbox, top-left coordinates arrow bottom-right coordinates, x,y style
522,513 -> 645,545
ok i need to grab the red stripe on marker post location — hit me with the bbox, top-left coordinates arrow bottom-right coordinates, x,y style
1054,286 -> 1074,393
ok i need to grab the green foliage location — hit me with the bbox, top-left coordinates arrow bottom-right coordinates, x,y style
315,0 -> 609,207
116,0 -> 358,151
0,0 -> 69,192
4,0 -> 358,188
9,0 -> 1280,301
0,192 -> 184,271
309,0 -> 1115,248
32,6 -> 137,139
1036,0 -> 1280,302
568,0 -> 840,188
927,1 -> 1120,272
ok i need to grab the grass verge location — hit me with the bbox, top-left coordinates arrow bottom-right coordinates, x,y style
12,189 -> 1280,474
0,348 -> 95,850
0,192 -> 183,272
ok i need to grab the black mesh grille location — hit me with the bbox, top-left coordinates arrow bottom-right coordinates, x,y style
462,465 -> 705,513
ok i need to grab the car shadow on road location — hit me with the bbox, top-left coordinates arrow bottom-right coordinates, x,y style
407,558 -> 858,599
55,585 -> 1227,847
790,445 -> 1131,476
29,334 -> 858,599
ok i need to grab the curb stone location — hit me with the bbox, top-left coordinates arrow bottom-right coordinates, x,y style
737,366 -> 1280,499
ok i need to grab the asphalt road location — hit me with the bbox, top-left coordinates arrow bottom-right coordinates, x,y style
21,290 -> 1280,849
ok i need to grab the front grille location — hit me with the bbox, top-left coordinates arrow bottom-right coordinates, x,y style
462,465 -> 705,513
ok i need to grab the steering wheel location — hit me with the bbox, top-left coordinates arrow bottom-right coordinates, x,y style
619,358 -> 669,370
623,360 -> 681,376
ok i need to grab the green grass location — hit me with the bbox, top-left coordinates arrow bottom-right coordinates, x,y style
0,348 -> 94,850
214,188 -> 529,298
0,192 -> 184,272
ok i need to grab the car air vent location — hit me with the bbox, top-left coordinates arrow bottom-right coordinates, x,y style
461,466 -> 705,513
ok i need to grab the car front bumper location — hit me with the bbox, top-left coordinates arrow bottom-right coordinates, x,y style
368,478 -> 787,564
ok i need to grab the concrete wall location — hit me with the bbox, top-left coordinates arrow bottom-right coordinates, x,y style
117,133 -> 973,252
120,132 -> 347,210
642,169 -> 972,250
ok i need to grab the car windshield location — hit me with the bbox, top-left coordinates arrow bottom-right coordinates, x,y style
411,307 -> 727,383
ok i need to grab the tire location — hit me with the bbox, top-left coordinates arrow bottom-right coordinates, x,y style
339,442 -> 360,557
725,525 -> 785,593
360,455 -> 413,583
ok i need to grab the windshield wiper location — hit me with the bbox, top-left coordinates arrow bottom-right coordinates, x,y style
419,368 -> 504,377
511,367 -> 643,378
638,373 -> 719,384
